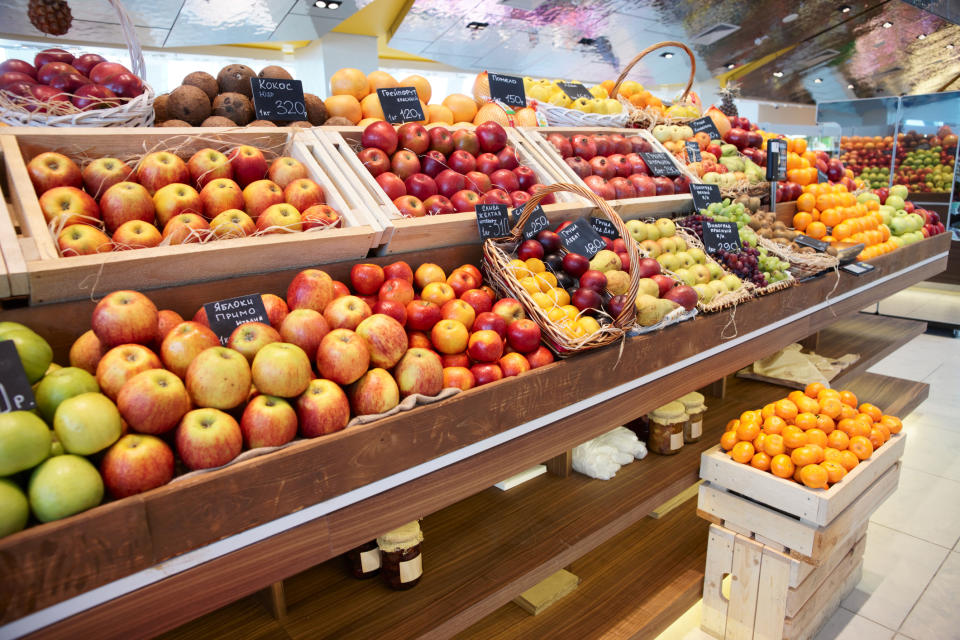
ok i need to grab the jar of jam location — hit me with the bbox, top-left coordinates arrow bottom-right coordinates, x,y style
647,401 -> 687,455
679,391 -> 707,443
346,540 -> 380,579
377,521 -> 423,590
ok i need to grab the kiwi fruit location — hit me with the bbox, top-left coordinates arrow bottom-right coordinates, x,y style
201,116 -> 237,127
167,84 -> 211,126
212,92 -> 254,126
259,65 -> 292,80
153,93 -> 169,122
157,119 -> 192,127
217,64 -> 256,97
247,120 -> 277,127
304,93 -> 327,125
323,116 -> 354,126
182,71 -> 218,102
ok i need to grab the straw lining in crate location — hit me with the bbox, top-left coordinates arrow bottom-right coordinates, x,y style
758,235 -> 840,279
610,41 -> 698,131
483,182 -> 640,357
668,226 -> 754,313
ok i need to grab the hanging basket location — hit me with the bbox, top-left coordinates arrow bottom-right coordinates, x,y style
532,101 -> 631,128
610,41 -> 698,130
0,0 -> 154,127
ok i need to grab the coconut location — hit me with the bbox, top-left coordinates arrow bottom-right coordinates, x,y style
287,121 -> 312,128
258,65 -> 292,80
323,116 -> 354,126
304,93 -> 327,125
182,71 -> 218,102
247,119 -> 277,127
217,64 -> 256,97
166,84 -> 211,126
157,119 -> 192,127
153,93 -> 169,122
201,116 -> 237,127
212,92 -> 254,126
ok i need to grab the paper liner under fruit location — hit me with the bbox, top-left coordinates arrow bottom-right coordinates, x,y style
626,304 -> 697,336
757,235 -> 840,280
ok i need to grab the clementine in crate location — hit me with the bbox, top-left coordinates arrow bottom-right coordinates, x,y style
731,441 -> 755,463
849,435 -> 874,460
770,454 -> 795,479
800,463 -> 828,489
804,381 -> 825,398
763,434 -> 786,457
763,415 -> 786,435
880,414 -> 902,434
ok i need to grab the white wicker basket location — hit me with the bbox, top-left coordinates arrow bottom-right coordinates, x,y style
0,0 -> 155,127
533,101 -> 630,128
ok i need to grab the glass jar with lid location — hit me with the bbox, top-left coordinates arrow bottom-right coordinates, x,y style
346,540 -> 380,579
377,521 -> 423,590
647,401 -> 687,455
678,391 -> 707,443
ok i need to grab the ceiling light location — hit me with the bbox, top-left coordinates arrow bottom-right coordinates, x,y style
726,63 -> 736,69
314,0 -> 326,6
660,52 -> 674,59
848,83 -> 854,89
882,21 -> 893,28
773,71 -> 784,78
814,78 -> 823,83
466,21 -> 488,31
326,0 -> 339,7
917,34 -> 926,40
839,5 -> 851,13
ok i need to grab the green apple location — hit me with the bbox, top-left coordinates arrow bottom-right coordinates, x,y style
878,205 -> 895,226
0,479 -> 29,538
28,455 -> 103,522
625,219 -> 647,242
889,184 -> 908,200
0,329 -> 53,383
721,274 -> 743,291
884,195 -> 905,211
0,321 -> 31,336
688,248 -> 707,264
35,366 -> 100,424
856,192 -> 880,204
53,392 -> 122,455
693,283 -> 715,303
0,411 -> 51,476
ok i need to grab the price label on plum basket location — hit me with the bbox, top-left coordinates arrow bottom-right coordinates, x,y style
204,294 -> 270,345
766,139 -> 788,181
690,183 -> 722,212
701,220 -> 741,255
639,152 -> 680,177
795,234 -> 829,252
556,81 -> 593,101
488,73 -> 526,109
520,204 -> 550,240
689,116 -> 721,140
377,86 -> 425,124
0,340 -> 36,413
476,203 -> 511,240
249,78 -> 307,122
558,218 -> 607,259
842,261 -> 876,276
685,140 -> 702,163
589,216 -> 619,239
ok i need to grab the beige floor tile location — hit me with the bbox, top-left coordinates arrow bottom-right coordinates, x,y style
870,468 -> 960,548
813,607 -> 895,640
899,552 -> 960,640
900,419 -> 960,482
842,523 -> 949,630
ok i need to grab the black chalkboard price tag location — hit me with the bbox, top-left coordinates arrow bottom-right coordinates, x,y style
377,86 -> 425,124
488,73 -> 526,109
556,81 -> 593,101
476,203 -> 511,240
520,204 -> 550,240
589,216 -> 619,239
639,152 -> 680,177
842,261 -> 876,276
0,340 -> 36,413
817,169 -> 828,184
204,294 -> 270,345
690,116 -> 721,140
766,139 -> 788,181
690,183 -> 722,211
701,220 -> 741,254
558,218 -> 607,259
685,141 -> 702,163
795,234 -> 829,252
249,78 -> 307,122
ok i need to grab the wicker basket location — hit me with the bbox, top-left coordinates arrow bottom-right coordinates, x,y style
758,236 -> 840,279
671,226 -> 754,313
610,41 -> 698,130
483,183 -> 640,357
532,101 -> 630,128
0,0 -> 155,127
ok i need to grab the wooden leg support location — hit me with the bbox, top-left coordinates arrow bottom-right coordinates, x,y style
799,331 -> 820,353
699,376 -> 727,400
545,449 -> 572,477
265,581 -> 286,622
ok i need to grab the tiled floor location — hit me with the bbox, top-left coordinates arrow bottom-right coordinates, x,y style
656,326 -> 960,640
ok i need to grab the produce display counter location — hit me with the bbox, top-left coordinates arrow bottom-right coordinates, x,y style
0,232 -> 948,639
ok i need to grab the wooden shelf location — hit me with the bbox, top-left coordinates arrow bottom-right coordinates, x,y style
817,314 -> 927,388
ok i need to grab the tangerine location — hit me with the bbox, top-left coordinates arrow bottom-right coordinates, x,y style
793,212 -> 812,232
791,445 -> 820,467
763,415 -> 786,435
827,430 -> 850,450
761,403 -> 776,420
838,450 -> 860,471
725,418 -> 740,432
796,395 -> 821,415
823,447 -> 844,464
795,412 -> 818,430
805,428 -> 828,449
822,461 -> 847,484
819,397 -> 843,420
808,443 -> 825,463
855,411 -> 875,425
840,403 -> 858,420
868,428 -> 886,450
721,430 -> 739,451
775,399 -> 799,422
796,193 -> 816,213
782,425 -> 807,449
763,434 -> 786,457
880,414 -> 902,434
837,418 -> 856,436
849,435 -> 874,460
736,421 -> 760,442
753,432 -> 768,453
770,454 -> 795,479
788,390 -> 808,406
800,464 -> 829,489
740,410 -> 762,425
731,441 -> 755,464
751,452 -> 772,471
815,414 -> 836,433
839,390 -> 858,407
807,221 -> 827,240
804,382 -> 826,398
850,417 -> 873,438
817,388 -> 841,402
874,423 -> 891,443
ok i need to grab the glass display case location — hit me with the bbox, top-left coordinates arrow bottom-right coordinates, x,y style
817,97 -> 900,191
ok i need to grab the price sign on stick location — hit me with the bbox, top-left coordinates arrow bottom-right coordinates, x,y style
476,203 -> 511,240
639,152 -> 681,177
0,340 -> 36,413
204,294 -> 270,345
521,204 -> 550,240
685,140 -> 702,163
690,116 -> 721,140
690,183 -> 722,211
702,221 -> 741,254
488,73 -> 526,108
794,235 -> 829,252
589,216 -> 619,239
558,218 -> 607,258
556,81 -> 593,101
377,87 -> 425,124
249,78 -> 307,122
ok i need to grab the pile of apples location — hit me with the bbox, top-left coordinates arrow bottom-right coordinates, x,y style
26,145 -> 342,257
0,259 -> 555,534
869,185 -> 946,240
359,120 -> 556,216
0,48 -> 144,113
543,132 -> 691,200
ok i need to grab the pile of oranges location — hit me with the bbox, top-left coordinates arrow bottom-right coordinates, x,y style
793,184 -> 899,260
719,383 -> 902,490
599,80 -> 664,113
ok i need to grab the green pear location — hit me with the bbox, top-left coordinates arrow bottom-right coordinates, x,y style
29,455 -> 104,523
0,479 -> 29,538
0,411 -> 51,476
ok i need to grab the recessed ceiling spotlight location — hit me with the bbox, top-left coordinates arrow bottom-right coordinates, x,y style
814,78 -> 823,83
326,1 -> 339,7
882,21 -> 893,28
660,52 -> 674,59
773,71 -> 784,78
314,0 -> 326,6
917,33 -> 926,40
466,21 -> 488,31
726,63 -> 736,69
839,5 -> 851,13
848,84 -> 854,89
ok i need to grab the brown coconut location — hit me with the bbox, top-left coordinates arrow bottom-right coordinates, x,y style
166,84 -> 211,126
157,119 -> 192,127
201,116 -> 237,127
217,64 -> 256,97
304,93 -> 327,125
212,92 -> 254,126
247,120 -> 277,127
287,121 -> 313,128
323,116 -> 354,126
182,71 -> 218,102
153,93 -> 169,122
259,65 -> 292,80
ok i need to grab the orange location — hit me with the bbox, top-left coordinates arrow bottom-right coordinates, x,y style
827,430 -> 850,450
740,410 -> 762,425
850,416 -> 873,438
796,395 -> 820,415
761,403 -> 777,420
770,454 -> 795,479
795,412 -> 818,430
360,93 -> 385,120
736,420 -> 760,442
874,423 -> 891,443
805,428 -> 828,449
731,441 -> 755,464
815,414 -> 836,434
840,403 -> 858,420
800,464 -> 829,489
330,67 -> 369,100
791,445 -> 819,467
788,390 -> 808,406
855,412 -> 875,426
807,221 -> 827,240
837,418 -> 856,437
838,450 -> 860,471
366,70 -> 398,94
804,382 -> 826,398
868,428 -> 886,450
796,193 -> 816,213
808,443 -> 825,463
401,74 -> 432,103
782,425 -> 807,449
751,452 -> 772,471
426,103 -> 454,125
324,95 -> 363,124
824,447 -> 844,464
818,388 -> 841,402
442,93 -> 478,123
859,403 -> 882,422
849,435 -> 874,460
763,434 -> 786,457
793,212 -> 812,232
839,390 -> 858,407
822,461 -> 847,484
775,399 -> 799,422
725,418 -> 740,432
820,208 -> 842,228
763,415 -> 786,435
819,397 -> 843,420
753,432 -> 768,453
880,414 -> 902,434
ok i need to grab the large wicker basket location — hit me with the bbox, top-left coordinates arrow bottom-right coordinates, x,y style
482,183 -> 640,357
0,0 -> 155,127
611,41 -> 697,130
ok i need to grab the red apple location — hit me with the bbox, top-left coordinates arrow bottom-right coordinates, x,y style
162,213 -> 210,244
362,120 -> 399,155
111,219 -> 161,250
266,156 -> 308,189
161,321 -> 220,378
497,146 -> 519,170
506,318 -> 541,353
301,204 -> 341,230
96,344 -> 162,400
287,268 -> 334,312
452,129 -> 480,155
475,152 -> 500,175
384,261 -> 414,283
390,149 -> 421,180
373,299 -> 406,325
393,195 -> 426,218
481,188 -> 512,206
38,185 -> 100,226
517,239 -> 545,261
525,345 -> 554,369
450,189 -> 480,212
199,178 -> 244,219
137,151 -> 189,196
492,297 -> 525,326
153,181 -> 203,228
351,263 -> 386,295
404,173 -> 438,201
510,190 -> 531,208
72,53 -> 106,77
227,145 -> 268,188
376,171 -> 406,200
284,178 -> 325,211
358,147 -> 391,177
396,122 -> 429,155
663,284 -> 697,311
100,433 -> 174,498
116,368 -> 190,435
420,150 -> 447,178
0,58 -> 37,79
514,166 -> 537,191
323,295 -> 372,331
92,289 -> 158,348
82,157 -> 135,197
528,184 -> 557,204
470,363 -> 503,386
442,366 -> 475,390
240,395 -> 298,448
461,289 -> 493,316
499,352 -> 531,377
315,328 -> 369,385
422,194 -> 455,215
297,378 -> 350,437
405,299 -> 442,331
89,61 -> 129,84
103,72 -> 144,99
428,126 -> 454,155
394,348 -> 444,398
635,257 -> 661,278
447,149 -> 476,175
650,274 -> 676,297
36,61 -> 78,85
476,121 -> 508,153
562,252 -> 590,277
579,270 -> 607,291
436,170 -> 467,198
71,84 -> 118,110
490,169 -> 519,193
27,151 -> 82,193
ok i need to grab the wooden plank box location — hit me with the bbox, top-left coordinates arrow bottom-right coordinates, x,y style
314,125 -> 594,255
0,147 -> 37,300
517,126 -> 697,219
0,127 -> 378,304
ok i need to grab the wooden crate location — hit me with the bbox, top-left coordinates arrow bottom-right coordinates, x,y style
314,125 -> 593,255
0,127 -> 377,304
517,126 -> 696,219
